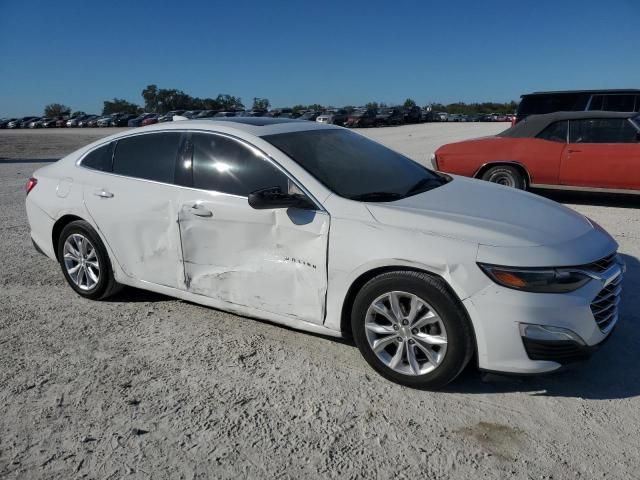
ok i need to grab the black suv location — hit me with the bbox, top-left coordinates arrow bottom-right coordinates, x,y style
376,107 -> 405,126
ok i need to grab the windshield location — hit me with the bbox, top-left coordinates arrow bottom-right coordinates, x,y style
263,129 -> 448,201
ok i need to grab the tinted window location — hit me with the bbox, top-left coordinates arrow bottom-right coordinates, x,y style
569,119 -> 638,143
536,121 -> 568,142
518,93 -> 589,115
113,132 -> 181,183
82,143 -> 113,172
602,95 -> 636,112
264,129 -> 447,201
191,133 -> 288,196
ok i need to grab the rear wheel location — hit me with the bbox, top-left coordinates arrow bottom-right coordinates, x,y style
481,165 -> 526,189
57,220 -> 120,300
351,271 -> 474,389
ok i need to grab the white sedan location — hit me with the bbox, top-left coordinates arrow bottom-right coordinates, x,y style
25,118 -> 623,388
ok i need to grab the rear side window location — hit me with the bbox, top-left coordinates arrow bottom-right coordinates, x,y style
113,132 -> 182,183
82,143 -> 113,172
536,121 -> 567,143
191,133 -> 288,196
569,119 -> 638,143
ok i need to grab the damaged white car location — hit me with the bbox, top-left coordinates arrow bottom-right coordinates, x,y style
25,118 -> 623,388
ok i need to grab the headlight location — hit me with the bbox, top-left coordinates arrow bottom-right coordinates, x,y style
478,263 -> 591,293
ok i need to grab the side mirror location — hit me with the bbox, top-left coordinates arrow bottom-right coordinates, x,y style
248,186 -> 315,210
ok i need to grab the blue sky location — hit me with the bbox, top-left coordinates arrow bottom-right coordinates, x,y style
1,0 -> 638,116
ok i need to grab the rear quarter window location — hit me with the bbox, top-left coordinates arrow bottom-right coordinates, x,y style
112,132 -> 182,183
81,143 -> 113,172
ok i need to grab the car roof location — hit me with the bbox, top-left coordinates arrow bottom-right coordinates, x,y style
523,89 -> 640,97
110,117 -> 341,137
499,111 -> 638,138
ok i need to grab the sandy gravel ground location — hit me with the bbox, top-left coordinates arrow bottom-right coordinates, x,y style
1,123 -> 639,479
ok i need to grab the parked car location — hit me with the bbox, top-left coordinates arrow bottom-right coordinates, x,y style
516,89 -> 640,123
96,116 -> 114,127
344,109 -> 378,127
28,118 -> 47,128
141,114 -> 161,126
181,110 -> 203,119
78,115 -> 99,128
157,110 -> 186,123
21,117 -> 40,128
7,117 -> 37,129
376,108 -> 405,126
316,109 -> 349,126
297,111 -> 321,121
0,118 -> 17,129
268,108 -> 294,118
213,111 -> 244,118
404,106 -> 423,124
87,116 -> 107,128
43,117 -> 64,128
195,110 -> 219,119
111,114 -> 137,127
432,111 -> 640,194
128,113 -> 157,127
25,117 -> 622,389
67,115 -> 91,128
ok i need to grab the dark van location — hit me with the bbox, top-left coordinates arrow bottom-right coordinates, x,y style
516,89 -> 640,123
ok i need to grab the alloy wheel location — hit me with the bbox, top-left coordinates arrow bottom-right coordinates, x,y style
63,233 -> 100,291
364,291 -> 448,376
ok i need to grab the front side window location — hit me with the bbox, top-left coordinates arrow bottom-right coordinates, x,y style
536,121 -> 568,143
569,119 -> 638,143
191,133 -> 289,196
263,129 -> 447,201
82,142 -> 113,172
112,132 -> 182,183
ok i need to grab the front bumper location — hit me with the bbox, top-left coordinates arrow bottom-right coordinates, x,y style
464,256 -> 623,374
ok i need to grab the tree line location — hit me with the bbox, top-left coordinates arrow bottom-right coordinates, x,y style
42,85 -> 518,118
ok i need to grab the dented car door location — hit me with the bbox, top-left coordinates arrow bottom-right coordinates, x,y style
82,132 -> 185,288
177,132 -> 330,324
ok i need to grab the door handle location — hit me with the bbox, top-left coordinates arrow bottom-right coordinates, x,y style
94,189 -> 114,198
189,204 -> 213,217
567,149 -> 582,154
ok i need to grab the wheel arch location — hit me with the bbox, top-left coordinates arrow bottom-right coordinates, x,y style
339,265 -> 477,360
51,214 -> 86,260
473,161 -> 531,187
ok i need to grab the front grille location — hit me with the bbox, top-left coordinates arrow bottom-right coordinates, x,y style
584,252 -> 617,273
590,273 -> 622,332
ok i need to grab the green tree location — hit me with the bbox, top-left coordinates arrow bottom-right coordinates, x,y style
102,98 -> 141,115
44,103 -> 71,117
365,102 -> 379,110
252,97 -> 270,110
403,98 -> 416,109
141,84 -> 159,112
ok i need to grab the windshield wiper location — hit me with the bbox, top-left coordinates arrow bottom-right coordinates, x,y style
350,191 -> 405,202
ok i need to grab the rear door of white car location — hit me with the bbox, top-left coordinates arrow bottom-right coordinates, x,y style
81,132 -> 187,289
177,131 -> 330,324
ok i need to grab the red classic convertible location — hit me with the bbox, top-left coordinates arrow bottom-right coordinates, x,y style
432,111 -> 640,194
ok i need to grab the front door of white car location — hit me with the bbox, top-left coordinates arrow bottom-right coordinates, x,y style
82,132 -> 186,289
176,132 -> 330,324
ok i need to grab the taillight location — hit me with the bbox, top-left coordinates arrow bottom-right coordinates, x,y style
26,177 -> 37,195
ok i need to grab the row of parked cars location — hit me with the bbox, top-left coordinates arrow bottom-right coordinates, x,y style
0,107 -> 515,130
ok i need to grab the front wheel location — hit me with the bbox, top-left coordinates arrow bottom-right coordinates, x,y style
351,271 -> 474,389
481,165 -> 526,189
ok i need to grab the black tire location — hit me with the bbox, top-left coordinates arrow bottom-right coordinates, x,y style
351,271 -> 474,389
57,220 -> 120,300
481,165 -> 526,189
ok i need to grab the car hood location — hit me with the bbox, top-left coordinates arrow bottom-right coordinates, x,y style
365,176 -> 594,249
